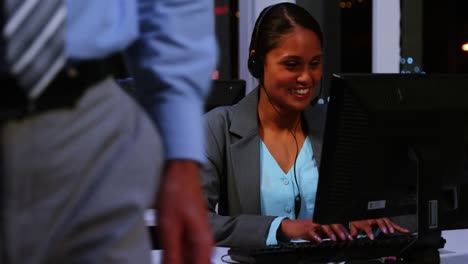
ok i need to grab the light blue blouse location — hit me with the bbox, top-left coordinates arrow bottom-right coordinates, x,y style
260,137 -> 319,245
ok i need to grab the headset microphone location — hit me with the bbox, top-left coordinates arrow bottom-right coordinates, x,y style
310,79 -> 323,106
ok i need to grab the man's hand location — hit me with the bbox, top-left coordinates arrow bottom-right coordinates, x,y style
156,160 -> 214,264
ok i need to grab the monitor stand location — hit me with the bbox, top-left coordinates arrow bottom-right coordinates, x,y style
401,146 -> 446,264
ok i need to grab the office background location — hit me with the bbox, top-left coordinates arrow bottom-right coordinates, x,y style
110,0 -> 468,94
214,0 -> 468,95
152,2 -> 468,262
211,0 -> 468,198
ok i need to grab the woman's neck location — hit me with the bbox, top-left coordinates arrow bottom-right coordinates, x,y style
257,88 -> 302,132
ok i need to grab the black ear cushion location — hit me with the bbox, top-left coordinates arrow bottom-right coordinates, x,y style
248,54 -> 262,79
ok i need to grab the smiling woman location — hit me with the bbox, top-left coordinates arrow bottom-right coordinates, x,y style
260,25 -> 322,112
201,2 -> 409,249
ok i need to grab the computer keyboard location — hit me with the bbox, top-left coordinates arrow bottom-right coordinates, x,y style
228,234 -> 419,264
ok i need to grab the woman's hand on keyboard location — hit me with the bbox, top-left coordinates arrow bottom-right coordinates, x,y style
349,218 -> 410,239
279,219 -> 353,243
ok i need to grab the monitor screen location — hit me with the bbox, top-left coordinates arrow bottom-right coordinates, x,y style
116,78 -> 246,113
313,74 -> 468,232
205,80 -> 246,112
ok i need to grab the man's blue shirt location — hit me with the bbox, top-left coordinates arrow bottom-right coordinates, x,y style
65,0 -> 218,163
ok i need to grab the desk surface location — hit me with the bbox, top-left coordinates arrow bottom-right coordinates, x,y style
151,229 -> 468,264
152,247 -> 231,264
438,229 -> 468,264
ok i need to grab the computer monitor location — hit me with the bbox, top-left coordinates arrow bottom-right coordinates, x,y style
313,74 -> 468,235
116,78 -> 245,113
205,80 -> 246,112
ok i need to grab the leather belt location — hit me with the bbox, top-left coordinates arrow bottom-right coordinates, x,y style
1,59 -> 110,121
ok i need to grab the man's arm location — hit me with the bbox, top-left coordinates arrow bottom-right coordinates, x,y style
125,0 -> 217,160
124,0 -> 218,264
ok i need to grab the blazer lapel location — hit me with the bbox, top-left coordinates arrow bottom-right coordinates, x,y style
230,136 -> 260,214
229,88 -> 262,214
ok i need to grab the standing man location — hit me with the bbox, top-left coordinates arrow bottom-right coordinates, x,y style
1,0 -> 217,264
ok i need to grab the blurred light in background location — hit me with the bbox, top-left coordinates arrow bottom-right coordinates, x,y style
462,43 -> 468,52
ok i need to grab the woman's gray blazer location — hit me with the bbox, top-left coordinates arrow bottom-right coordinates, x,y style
202,87 -> 327,248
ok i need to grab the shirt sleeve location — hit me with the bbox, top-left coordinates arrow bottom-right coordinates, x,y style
266,216 -> 288,246
124,0 -> 218,163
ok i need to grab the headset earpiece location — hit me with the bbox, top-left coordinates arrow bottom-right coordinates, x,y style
310,79 -> 324,106
248,5 -> 276,79
248,51 -> 262,79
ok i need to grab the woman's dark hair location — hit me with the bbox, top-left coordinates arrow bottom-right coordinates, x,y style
247,2 -> 323,78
